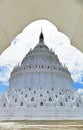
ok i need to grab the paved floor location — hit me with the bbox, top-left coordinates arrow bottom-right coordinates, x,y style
0,120 -> 83,130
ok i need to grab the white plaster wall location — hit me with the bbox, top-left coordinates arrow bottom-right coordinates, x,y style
10,70 -> 72,91
0,107 -> 83,120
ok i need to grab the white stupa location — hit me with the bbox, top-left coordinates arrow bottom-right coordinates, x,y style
0,32 -> 83,120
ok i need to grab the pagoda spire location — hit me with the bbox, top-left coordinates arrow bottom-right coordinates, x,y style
39,29 -> 44,43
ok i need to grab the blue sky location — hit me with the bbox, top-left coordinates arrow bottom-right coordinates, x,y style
0,82 -> 8,94
73,82 -> 83,91
0,20 -> 83,94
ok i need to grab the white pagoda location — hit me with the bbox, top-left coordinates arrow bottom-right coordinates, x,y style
0,32 -> 83,120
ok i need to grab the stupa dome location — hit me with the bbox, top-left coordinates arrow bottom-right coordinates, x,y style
10,32 -> 71,91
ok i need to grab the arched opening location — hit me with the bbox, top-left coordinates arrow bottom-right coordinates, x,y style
29,88 -> 31,91
29,66 -> 31,69
49,97 -> 52,101
40,94 -> 43,97
55,95 -> 57,98
15,99 -> 17,102
25,94 -> 27,98
34,91 -> 36,94
3,103 -> 6,107
60,102 -> 63,106
59,92 -> 61,95
68,96 -> 70,99
40,102 -> 43,106
21,91 -> 23,94
42,65 -> 44,68
0,19 -> 83,94
47,91 -> 49,94
20,102 -> 23,106
31,97 -> 34,101
77,103 -> 79,107
65,98 -> 68,102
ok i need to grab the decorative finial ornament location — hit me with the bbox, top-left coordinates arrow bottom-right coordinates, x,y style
39,28 -> 44,42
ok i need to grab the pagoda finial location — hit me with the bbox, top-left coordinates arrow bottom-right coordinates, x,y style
39,28 -> 44,42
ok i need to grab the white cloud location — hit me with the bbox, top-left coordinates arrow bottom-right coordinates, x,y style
0,19 -> 83,85
55,44 -> 83,83
78,88 -> 83,94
